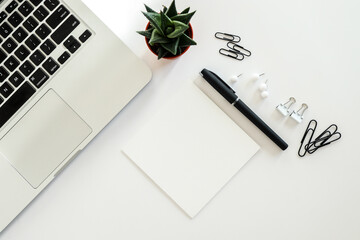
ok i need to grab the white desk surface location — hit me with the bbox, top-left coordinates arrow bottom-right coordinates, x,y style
1,0 -> 360,239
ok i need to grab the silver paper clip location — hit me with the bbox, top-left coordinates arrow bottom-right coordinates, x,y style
215,32 -> 241,42
276,97 -> 296,116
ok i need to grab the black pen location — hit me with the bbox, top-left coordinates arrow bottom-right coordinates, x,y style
200,68 -> 288,151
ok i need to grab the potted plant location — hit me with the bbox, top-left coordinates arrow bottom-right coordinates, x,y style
137,0 -> 197,60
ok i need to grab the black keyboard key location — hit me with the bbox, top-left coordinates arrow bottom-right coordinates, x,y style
40,39 -> 55,55
34,6 -> 49,21
58,51 -> 70,64
8,11 -> 24,28
9,71 -> 25,87
29,0 -> 42,6
25,34 -> 40,50
12,26 -> 28,43
30,49 -> 45,65
0,96 -> 3,105
79,30 -> 92,43
64,35 -> 81,53
63,36 -> 74,48
0,81 -> 36,128
0,12 -> 8,24
0,22 -> 13,38
0,82 -> 14,98
4,56 -> 20,72
0,49 -> 7,64
46,5 -> 69,29
5,1 -> 18,14
19,1 -> 34,17
23,16 -> 38,32
2,37 -> 17,53
67,40 -> 81,54
35,23 -> 51,39
19,60 -> 35,76
51,15 -> 79,44
0,67 -> 9,82
30,68 -> 49,88
44,0 -> 59,11
1,81 -> 13,97
14,44 -> 30,61
42,57 -> 59,75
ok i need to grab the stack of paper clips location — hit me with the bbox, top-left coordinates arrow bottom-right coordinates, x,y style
215,32 -> 252,61
298,119 -> 342,157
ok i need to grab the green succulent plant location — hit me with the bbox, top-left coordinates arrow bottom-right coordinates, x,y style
137,0 -> 197,59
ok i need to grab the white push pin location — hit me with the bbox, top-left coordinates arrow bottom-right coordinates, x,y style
251,72 -> 265,81
230,74 -> 243,83
258,79 -> 269,98
276,97 -> 296,116
260,91 -> 269,99
290,103 -> 308,123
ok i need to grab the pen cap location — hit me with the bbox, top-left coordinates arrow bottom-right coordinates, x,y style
201,69 -> 238,103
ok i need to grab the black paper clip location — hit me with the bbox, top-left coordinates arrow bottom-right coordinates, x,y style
306,124 -> 341,154
219,48 -> 244,61
298,120 -> 317,157
215,32 -> 241,43
298,120 -> 342,157
227,42 -> 252,57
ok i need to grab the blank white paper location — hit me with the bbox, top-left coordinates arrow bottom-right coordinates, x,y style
122,79 -> 259,218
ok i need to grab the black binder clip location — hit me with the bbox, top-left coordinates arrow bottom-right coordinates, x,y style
215,32 -> 241,42
227,42 -> 252,57
219,48 -> 244,61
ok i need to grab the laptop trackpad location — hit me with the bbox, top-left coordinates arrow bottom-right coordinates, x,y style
0,90 -> 92,189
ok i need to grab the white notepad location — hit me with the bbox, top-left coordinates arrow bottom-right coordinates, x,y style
122,77 -> 260,218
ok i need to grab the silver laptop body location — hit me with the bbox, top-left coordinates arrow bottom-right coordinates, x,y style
0,0 -> 151,232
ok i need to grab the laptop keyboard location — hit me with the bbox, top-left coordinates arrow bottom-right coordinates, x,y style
0,0 -> 92,128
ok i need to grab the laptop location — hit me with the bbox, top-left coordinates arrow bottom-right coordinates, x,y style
0,0 -> 151,232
